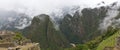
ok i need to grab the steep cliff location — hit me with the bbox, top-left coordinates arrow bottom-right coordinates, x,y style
22,14 -> 70,50
59,6 -> 108,43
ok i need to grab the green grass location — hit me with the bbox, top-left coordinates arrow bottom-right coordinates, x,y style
96,31 -> 120,50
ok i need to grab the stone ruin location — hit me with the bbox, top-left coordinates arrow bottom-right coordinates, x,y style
0,30 -> 15,40
0,30 -> 16,48
0,30 -> 40,50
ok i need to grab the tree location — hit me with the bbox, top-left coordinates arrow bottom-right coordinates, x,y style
13,32 -> 24,45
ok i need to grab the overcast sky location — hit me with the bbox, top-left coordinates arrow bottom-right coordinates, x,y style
0,0 -> 118,17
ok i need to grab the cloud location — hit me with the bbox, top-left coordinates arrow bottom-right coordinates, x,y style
99,2 -> 120,30
99,9 -> 119,30
0,0 -> 119,30
0,0 -> 118,17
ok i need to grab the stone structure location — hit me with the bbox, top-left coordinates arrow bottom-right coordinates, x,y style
0,30 -> 40,50
0,30 -> 16,48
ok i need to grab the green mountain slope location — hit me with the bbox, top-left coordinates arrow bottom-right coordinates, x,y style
96,30 -> 120,50
63,28 -> 120,50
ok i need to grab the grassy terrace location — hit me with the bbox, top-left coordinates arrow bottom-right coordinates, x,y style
96,31 -> 120,50
0,43 -> 40,50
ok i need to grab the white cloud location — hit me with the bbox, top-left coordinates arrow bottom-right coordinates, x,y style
0,0 -> 118,17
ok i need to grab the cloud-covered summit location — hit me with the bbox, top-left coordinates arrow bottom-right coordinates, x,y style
0,0 -> 118,17
0,0 -> 119,30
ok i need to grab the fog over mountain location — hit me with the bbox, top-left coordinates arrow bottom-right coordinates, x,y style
0,0 -> 118,17
99,2 -> 120,30
1,0 -> 120,50
0,10 -> 32,30
0,0 -> 120,30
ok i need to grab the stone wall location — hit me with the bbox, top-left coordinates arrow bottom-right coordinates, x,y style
0,43 -> 15,48
0,31 -> 41,50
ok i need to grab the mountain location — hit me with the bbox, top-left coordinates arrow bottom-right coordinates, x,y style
1,14 -> 31,30
63,2 -> 120,50
20,6 -> 109,50
59,6 -> 108,43
0,10 -> 32,30
59,2 -> 120,44
22,14 -> 70,50
0,2 -> 120,50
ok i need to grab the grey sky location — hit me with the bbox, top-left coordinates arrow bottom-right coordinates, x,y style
0,0 -> 118,17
